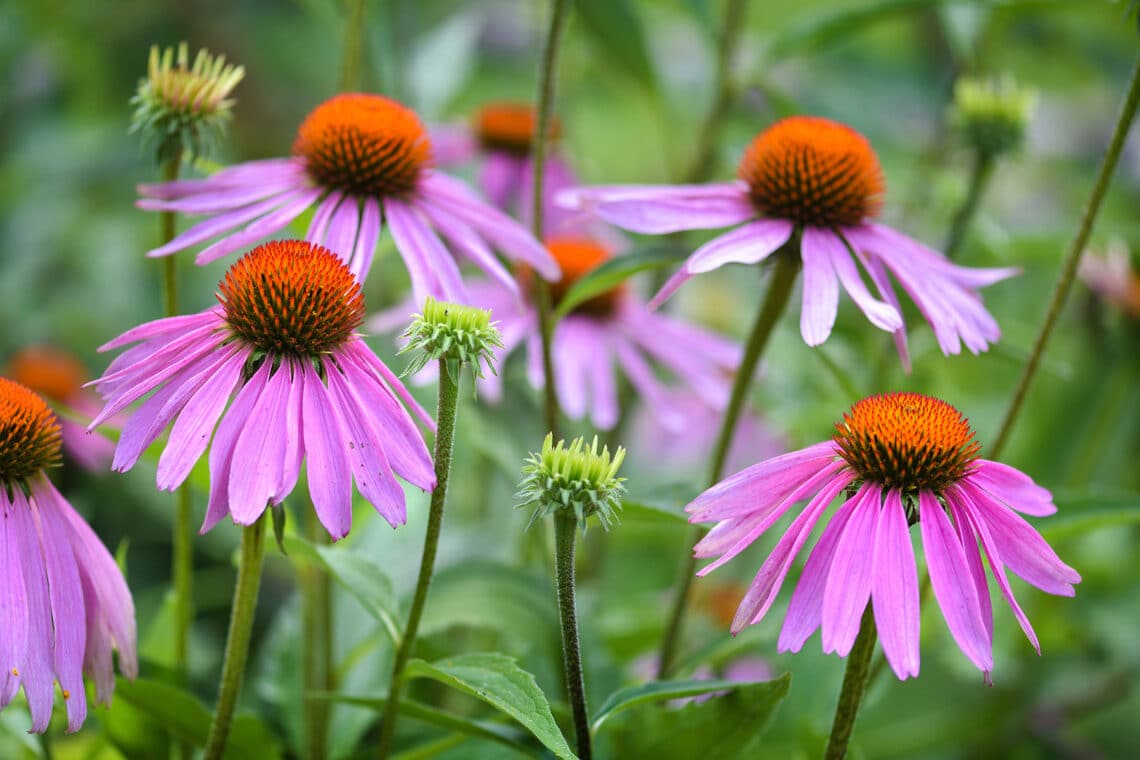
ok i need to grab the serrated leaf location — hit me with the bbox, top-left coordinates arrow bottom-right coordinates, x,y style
405,653 -> 577,760
554,246 -> 689,321
573,0 -> 657,90
283,535 -> 401,643
113,678 -> 282,760
594,674 -> 790,759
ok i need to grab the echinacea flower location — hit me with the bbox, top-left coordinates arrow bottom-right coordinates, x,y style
1079,237 -> 1140,319
686,391 -> 1080,681
373,236 -> 741,430
137,93 -> 559,305
89,240 -> 435,539
0,378 -> 137,733
6,345 -> 114,472
558,116 -> 1019,367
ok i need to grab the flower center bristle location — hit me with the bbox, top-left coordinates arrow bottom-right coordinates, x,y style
219,240 -> 365,358
7,347 -> 86,402
474,102 -> 560,155
0,378 -> 62,484
833,392 -> 980,493
738,115 -> 885,227
524,237 -> 623,317
294,93 -> 431,197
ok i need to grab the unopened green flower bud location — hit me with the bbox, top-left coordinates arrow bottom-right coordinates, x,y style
517,433 -> 626,532
130,42 -> 244,165
949,75 -> 1036,160
401,297 -> 503,383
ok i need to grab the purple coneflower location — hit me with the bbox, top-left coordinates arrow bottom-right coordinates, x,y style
559,116 -> 1018,367
0,378 -> 137,732
374,236 -> 740,430
687,391 -> 1079,681
6,346 -> 115,472
90,240 -> 435,540
136,93 -> 559,305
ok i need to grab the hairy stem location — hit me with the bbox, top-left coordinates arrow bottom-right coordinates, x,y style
203,517 -> 267,760
824,606 -> 878,760
377,360 -> 460,758
943,151 -> 995,261
555,514 -> 592,759
991,55 -> 1140,459
656,250 -> 800,678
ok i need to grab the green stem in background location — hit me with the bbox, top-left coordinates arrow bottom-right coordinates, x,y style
303,508 -> 333,760
531,0 -> 572,439
656,250 -> 800,678
203,516 -> 267,760
377,359 -> 461,759
991,55 -> 1140,460
824,606 -> 878,760
339,0 -> 367,91
555,514 -> 592,760
682,0 -> 748,184
942,151 -> 995,261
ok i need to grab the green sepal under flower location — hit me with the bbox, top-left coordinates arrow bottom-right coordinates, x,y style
130,42 -> 244,165
517,433 -> 626,533
401,296 -> 504,386
949,75 -> 1036,160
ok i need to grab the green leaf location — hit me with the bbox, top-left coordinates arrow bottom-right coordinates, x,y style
594,674 -> 790,759
113,678 -> 282,760
554,246 -> 689,321
283,535 -> 402,643
1039,491 -> 1140,541
405,653 -> 577,760
418,561 -> 559,643
621,499 -> 690,526
314,692 -> 545,758
572,0 -> 657,90
621,482 -> 700,526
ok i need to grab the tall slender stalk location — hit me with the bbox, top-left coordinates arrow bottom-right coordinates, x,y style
302,508 -> 332,760
203,516 -> 267,760
991,55 -> 1140,459
339,0 -> 367,91
824,606 -> 878,760
377,360 -> 461,759
555,514 -> 592,759
656,250 -> 800,678
942,151 -> 994,261
531,0 -> 572,438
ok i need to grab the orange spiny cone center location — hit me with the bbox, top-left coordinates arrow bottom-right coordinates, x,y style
0,378 -> 62,484
833,392 -> 980,493
219,240 -> 365,358
294,93 -> 432,197
739,115 -> 885,227
7,346 -> 87,402
474,102 -> 561,155
521,237 -> 623,317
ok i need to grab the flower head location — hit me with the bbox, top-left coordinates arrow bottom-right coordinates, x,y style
0,378 -> 137,733
473,101 -> 560,155
686,391 -> 1080,681
1080,237 -> 1140,320
371,235 -> 741,430
558,115 -> 1019,368
401,296 -> 504,380
129,42 -> 244,164
518,433 -> 626,531
950,75 -> 1036,160
137,92 -> 558,303
90,240 -> 436,539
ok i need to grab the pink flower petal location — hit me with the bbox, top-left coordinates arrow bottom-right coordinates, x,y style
556,183 -> 754,234
203,362 -> 271,533
967,460 -> 1056,516
871,490 -> 920,679
821,484 -> 879,656
0,494 -> 29,707
813,227 -> 902,332
228,363 -> 293,524
685,219 -> 794,274
301,363 -> 353,540
799,228 -> 840,346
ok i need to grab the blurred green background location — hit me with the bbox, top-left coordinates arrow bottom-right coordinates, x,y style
2,0 -> 1139,757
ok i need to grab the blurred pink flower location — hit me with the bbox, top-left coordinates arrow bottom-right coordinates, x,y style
90,241 -> 435,540
1079,237 -> 1140,319
687,392 -> 1079,681
137,93 -> 558,306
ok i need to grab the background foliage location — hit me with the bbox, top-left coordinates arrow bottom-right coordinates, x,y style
2,0 -> 1139,757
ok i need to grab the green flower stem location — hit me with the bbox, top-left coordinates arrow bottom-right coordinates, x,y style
824,605 -> 878,760
656,250 -> 800,678
160,154 -> 182,316
377,359 -> 460,759
302,508 -> 333,760
682,0 -> 748,183
339,0 -> 367,91
203,516 -> 267,760
555,514 -> 592,760
943,151 -> 995,261
991,55 -> 1140,459
531,0 -> 572,439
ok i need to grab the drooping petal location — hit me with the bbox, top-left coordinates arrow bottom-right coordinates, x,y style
342,341 -> 436,433
0,494 -> 29,707
228,363 -> 293,524
555,183 -> 755,234
821,484 -> 880,657
203,361 -> 271,533
193,187 -> 325,266
685,219 -> 794,274
324,194 -> 362,267
350,197 -> 383,280
9,491 -> 55,732
967,460 -> 1056,516
301,363 -> 353,540
815,228 -> 902,332
799,228 -> 841,346
870,489 -> 920,679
